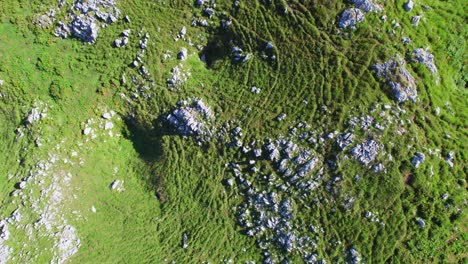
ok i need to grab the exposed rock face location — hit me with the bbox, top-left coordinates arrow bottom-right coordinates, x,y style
339,8 -> 365,29
352,0 -> 382,12
374,55 -> 418,103
411,152 -> 425,168
166,99 -> 214,140
412,48 -> 437,74
350,139 -> 381,166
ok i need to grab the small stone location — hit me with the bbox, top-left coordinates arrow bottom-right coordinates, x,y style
251,86 -> 261,94
177,48 -> 188,61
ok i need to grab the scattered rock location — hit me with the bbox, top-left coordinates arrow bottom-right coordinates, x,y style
416,217 -> 425,228
445,151 -> 454,167
251,86 -> 261,94
181,233 -> 188,249
276,113 -> 287,122
179,26 -> 187,38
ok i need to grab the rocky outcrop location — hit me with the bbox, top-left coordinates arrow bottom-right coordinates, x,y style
374,55 -> 418,103
52,0 -> 120,43
166,99 -> 214,140
412,48 -> 437,74
350,139 -> 381,166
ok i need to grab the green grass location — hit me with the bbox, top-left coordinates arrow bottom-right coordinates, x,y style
0,0 -> 466,263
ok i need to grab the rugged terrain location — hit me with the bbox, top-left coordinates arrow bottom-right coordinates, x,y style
0,0 -> 466,263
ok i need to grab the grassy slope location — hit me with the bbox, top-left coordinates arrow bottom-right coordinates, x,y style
0,0 -> 466,263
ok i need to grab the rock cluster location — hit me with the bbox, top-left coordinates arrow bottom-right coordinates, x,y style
114,29 -> 130,48
166,99 -> 214,140
412,48 -> 437,74
374,55 -> 418,103
53,0 -> 120,43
